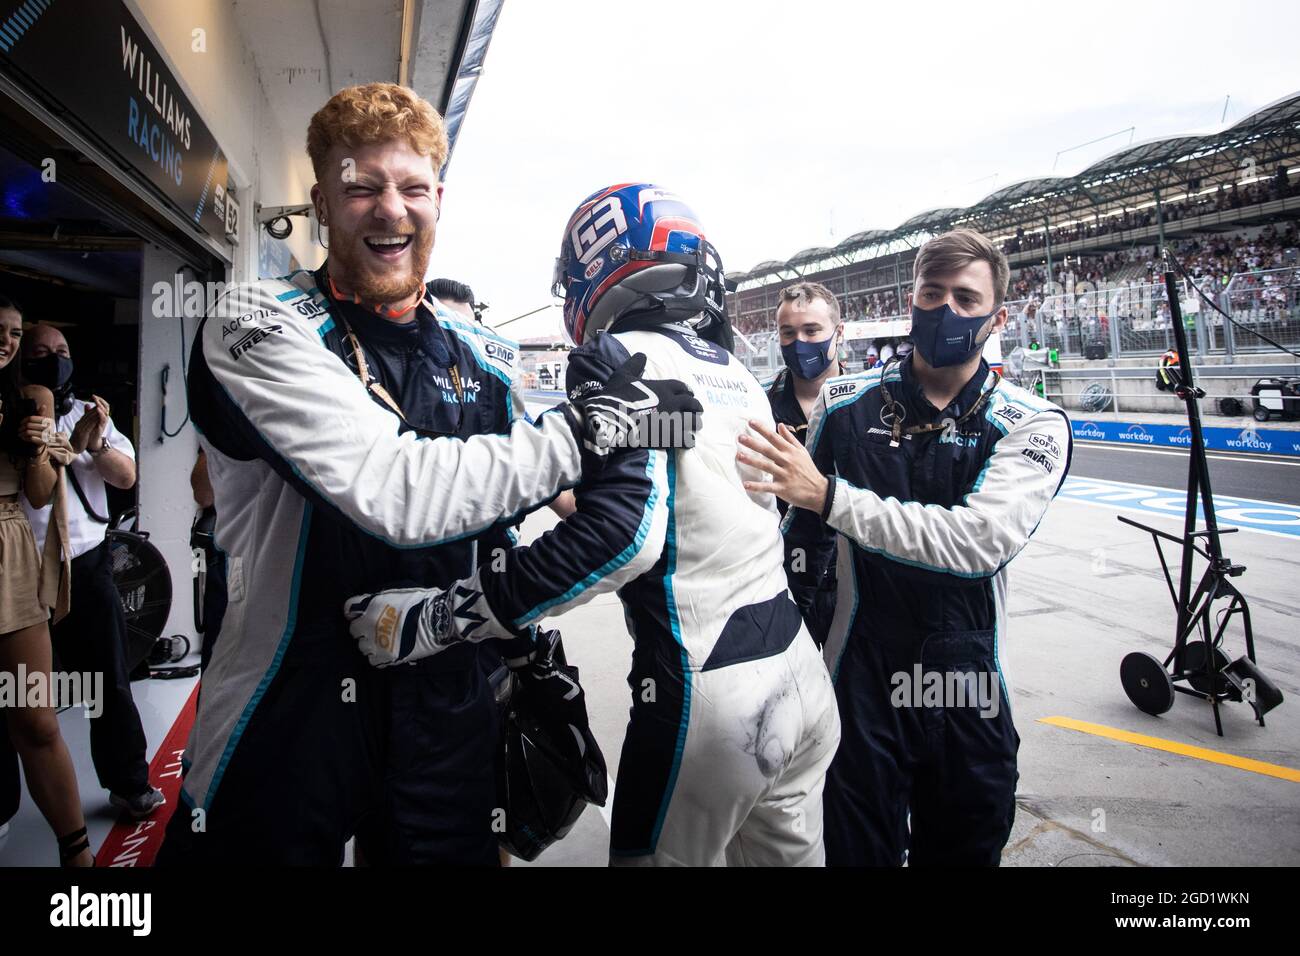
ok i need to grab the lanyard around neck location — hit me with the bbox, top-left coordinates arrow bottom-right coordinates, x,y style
322,279 -> 465,428
876,359 -> 1001,448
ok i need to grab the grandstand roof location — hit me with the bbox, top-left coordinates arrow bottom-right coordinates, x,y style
788,246 -> 836,268
836,228 -> 892,249
979,176 -> 1069,205
731,91 -> 1300,286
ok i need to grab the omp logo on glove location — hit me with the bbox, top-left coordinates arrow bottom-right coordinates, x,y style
375,605 -> 399,652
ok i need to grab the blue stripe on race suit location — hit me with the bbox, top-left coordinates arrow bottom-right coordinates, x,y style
821,368 -> 884,413
650,454 -> 691,852
968,456 -> 995,496
205,368 -> 555,550
511,452 -> 663,628
205,503 -> 314,809
993,613 -> 1011,718
830,544 -> 859,686
434,317 -> 513,388
794,372 -> 885,518
847,440 -> 1066,579
434,313 -> 518,349
274,273 -> 315,300
837,480 -> 997,579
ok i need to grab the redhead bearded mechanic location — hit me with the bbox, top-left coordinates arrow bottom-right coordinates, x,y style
738,229 -> 1072,866
157,86 -> 701,865
345,184 -> 840,866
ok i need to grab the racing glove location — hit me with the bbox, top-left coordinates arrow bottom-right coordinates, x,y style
344,580 -> 535,668
560,352 -> 703,460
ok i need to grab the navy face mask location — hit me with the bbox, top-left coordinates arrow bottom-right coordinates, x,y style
909,303 -> 995,368
781,333 -> 837,380
22,354 -> 75,413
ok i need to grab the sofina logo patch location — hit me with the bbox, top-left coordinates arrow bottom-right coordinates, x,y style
1028,433 -> 1062,458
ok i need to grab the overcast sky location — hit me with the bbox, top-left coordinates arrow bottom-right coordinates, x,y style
428,0 -> 1299,340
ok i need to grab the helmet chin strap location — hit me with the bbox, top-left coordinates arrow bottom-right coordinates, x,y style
327,274 -> 422,319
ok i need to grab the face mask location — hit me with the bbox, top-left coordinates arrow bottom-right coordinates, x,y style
781,333 -> 836,380
22,354 -> 75,411
909,303 -> 994,368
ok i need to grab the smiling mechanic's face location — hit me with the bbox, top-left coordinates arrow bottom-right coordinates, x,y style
313,138 -> 442,308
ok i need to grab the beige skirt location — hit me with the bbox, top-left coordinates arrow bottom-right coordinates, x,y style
0,499 -> 49,634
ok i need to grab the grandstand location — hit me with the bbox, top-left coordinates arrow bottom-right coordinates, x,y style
727,92 -> 1300,386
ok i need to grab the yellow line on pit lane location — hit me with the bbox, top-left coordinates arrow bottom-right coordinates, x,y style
1039,716 -> 1300,783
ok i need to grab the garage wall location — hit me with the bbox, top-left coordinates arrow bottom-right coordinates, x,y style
136,244 -> 203,644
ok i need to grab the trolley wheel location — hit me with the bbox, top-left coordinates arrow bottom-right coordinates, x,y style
1121,652 -> 1174,716
1253,406 -> 1271,422
1180,640 -> 1231,696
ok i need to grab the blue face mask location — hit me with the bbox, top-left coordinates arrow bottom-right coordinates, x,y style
781,333 -> 837,380
909,302 -> 995,368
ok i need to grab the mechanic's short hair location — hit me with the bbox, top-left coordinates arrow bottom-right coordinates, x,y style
913,228 -> 1010,309
307,83 -> 449,182
775,281 -> 841,326
429,278 -> 474,306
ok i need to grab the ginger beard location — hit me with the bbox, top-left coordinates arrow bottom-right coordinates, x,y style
314,139 -> 442,307
327,212 -> 435,305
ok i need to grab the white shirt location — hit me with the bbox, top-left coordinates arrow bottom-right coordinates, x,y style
23,401 -> 135,560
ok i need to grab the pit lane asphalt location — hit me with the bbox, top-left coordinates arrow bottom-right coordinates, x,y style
1070,441 -> 1300,506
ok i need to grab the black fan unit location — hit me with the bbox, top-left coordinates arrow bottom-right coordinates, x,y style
107,508 -> 173,672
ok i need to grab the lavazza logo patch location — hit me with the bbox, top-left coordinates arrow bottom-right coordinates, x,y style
1075,421 -> 1106,439
484,341 -> 515,364
1021,448 -> 1055,473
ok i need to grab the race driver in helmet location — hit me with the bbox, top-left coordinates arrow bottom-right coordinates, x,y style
345,183 -> 841,866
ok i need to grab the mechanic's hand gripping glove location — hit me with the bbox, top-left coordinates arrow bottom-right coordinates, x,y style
344,582 -> 494,668
561,352 -> 703,461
